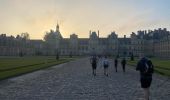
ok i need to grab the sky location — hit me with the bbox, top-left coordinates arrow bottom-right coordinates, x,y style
0,0 -> 170,39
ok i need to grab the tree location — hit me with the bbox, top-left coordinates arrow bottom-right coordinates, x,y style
44,31 -> 60,56
116,54 -> 119,58
55,49 -> 59,60
19,50 -> 23,57
44,32 -> 50,42
131,53 -> 134,61
20,32 -> 30,40
44,31 -> 57,42
69,51 -> 72,58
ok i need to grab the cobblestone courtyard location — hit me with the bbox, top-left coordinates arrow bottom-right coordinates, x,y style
0,58 -> 170,100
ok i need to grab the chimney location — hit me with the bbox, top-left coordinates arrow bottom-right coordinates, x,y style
89,30 -> 91,36
144,30 -> 147,34
124,35 -> 126,38
98,30 -> 99,37
89,30 -> 91,38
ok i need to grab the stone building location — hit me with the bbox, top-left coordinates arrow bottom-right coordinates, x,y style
43,25 -> 120,56
0,34 -> 44,56
0,25 -> 170,58
130,28 -> 170,58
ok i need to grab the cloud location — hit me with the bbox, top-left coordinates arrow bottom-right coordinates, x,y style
0,0 -> 170,39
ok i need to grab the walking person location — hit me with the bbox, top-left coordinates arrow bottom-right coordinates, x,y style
136,57 -> 154,100
103,56 -> 109,76
114,57 -> 118,72
98,55 -> 103,68
90,55 -> 98,76
121,58 -> 126,72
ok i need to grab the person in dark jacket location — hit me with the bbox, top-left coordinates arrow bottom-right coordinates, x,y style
114,57 -> 118,72
121,58 -> 126,72
136,57 -> 154,100
90,56 -> 98,76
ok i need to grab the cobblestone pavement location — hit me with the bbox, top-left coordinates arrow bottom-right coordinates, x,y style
0,58 -> 170,100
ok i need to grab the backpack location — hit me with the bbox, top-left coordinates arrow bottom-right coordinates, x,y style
92,57 -> 97,64
104,60 -> 109,66
143,60 -> 154,75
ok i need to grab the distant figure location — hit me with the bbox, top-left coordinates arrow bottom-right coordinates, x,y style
114,58 -> 118,72
103,56 -> 109,76
136,57 -> 154,100
90,56 -> 98,76
98,56 -> 103,68
121,58 -> 126,72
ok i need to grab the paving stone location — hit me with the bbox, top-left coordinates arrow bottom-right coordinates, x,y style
0,58 -> 169,100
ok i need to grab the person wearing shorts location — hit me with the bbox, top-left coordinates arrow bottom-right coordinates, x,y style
140,76 -> 152,89
136,57 -> 154,100
121,58 -> 126,72
103,56 -> 109,76
114,58 -> 118,72
90,56 -> 97,76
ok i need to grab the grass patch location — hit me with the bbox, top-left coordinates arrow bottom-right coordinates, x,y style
0,56 -> 76,80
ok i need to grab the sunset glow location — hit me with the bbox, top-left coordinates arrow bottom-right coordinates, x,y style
0,0 -> 170,39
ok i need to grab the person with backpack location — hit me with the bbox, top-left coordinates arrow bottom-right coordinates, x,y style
121,58 -> 126,72
90,55 -> 98,76
136,57 -> 154,100
114,57 -> 118,72
103,56 -> 109,76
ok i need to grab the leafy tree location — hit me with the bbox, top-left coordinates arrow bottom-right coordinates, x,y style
131,53 -> 134,61
44,31 -> 57,42
69,52 -> 72,58
20,32 -> 30,40
55,49 -> 59,60
19,51 -> 23,57
44,31 -> 59,56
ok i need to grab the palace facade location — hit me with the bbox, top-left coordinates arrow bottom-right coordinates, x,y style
0,25 -> 170,58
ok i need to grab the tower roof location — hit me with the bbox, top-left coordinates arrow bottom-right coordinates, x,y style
91,31 -> 98,38
56,24 -> 59,31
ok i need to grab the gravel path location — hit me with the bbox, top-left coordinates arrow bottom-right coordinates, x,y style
0,58 -> 169,100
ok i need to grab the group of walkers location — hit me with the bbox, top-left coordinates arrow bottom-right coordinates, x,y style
114,57 -> 126,73
90,55 -> 127,76
90,55 -> 154,100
